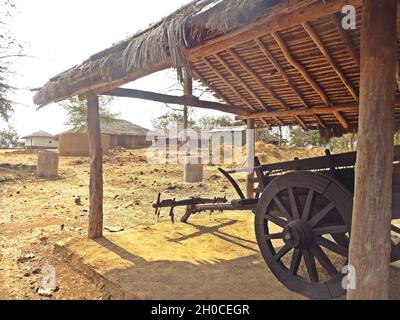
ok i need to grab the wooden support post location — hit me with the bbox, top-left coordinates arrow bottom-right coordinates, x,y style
183,71 -> 192,130
246,119 -> 256,199
347,0 -> 397,300
86,93 -> 104,239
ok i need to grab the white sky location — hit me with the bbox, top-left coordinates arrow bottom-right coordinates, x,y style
2,0 -> 229,137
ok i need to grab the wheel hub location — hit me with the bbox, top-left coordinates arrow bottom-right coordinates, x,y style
283,220 -> 314,249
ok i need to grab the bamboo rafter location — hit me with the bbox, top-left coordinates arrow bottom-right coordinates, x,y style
271,31 -> 350,129
202,57 -> 257,112
212,53 -> 270,111
302,21 -> 359,102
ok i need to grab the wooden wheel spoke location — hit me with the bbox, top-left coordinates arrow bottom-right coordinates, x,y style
275,244 -> 292,261
302,190 -> 314,221
316,236 -> 348,257
309,202 -> 335,227
314,225 -> 348,236
310,245 -> 338,277
273,195 -> 292,220
392,224 -> 400,234
289,248 -> 302,275
265,214 -> 288,228
303,249 -> 319,282
332,233 -> 350,248
265,232 -> 283,240
288,188 -> 300,219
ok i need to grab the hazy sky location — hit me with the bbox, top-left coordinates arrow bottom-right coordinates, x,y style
2,0 -> 228,136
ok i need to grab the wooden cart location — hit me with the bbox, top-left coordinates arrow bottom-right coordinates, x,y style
153,146 -> 400,299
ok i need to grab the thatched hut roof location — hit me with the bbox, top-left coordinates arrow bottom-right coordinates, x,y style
22,130 -> 56,139
33,0 -> 400,136
59,119 -> 153,137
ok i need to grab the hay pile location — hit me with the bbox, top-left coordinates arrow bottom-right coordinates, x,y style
254,142 -> 325,164
214,141 -> 325,166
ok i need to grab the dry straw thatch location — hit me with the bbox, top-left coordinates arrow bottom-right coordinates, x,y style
122,0 -> 269,81
34,0 -> 275,106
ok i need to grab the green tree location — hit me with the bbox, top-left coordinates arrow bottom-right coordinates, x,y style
256,128 -> 281,144
151,109 -> 196,132
0,125 -> 18,148
62,96 -> 120,129
1,0 -> 21,122
327,132 -> 357,152
395,131 -> 400,145
288,127 -> 326,147
197,115 -> 244,130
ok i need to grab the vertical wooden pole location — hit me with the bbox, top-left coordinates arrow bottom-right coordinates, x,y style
183,72 -> 193,161
183,71 -> 192,130
347,0 -> 396,300
246,119 -> 256,199
86,93 -> 104,239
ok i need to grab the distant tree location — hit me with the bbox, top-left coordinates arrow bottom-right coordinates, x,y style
328,132 -> 357,152
151,109 -> 196,132
395,131 -> 400,145
0,125 -> 18,148
256,128 -> 281,144
288,127 -> 326,147
197,115 -> 244,130
0,0 -> 22,122
289,127 -> 309,147
62,96 -> 120,129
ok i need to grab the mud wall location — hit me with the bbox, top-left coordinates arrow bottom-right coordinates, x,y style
58,133 -> 110,156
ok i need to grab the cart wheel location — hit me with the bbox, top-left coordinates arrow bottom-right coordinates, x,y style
255,171 -> 353,300
391,224 -> 400,262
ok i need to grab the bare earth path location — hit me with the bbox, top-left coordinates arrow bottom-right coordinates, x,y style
3,146 -> 397,299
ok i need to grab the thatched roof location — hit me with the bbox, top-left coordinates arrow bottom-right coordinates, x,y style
34,0 -> 400,137
60,119 -> 152,136
22,130 -> 56,139
34,0 -> 274,107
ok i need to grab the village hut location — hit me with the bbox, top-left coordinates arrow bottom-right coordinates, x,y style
22,130 -> 58,149
57,119 -> 152,156
33,0 -> 400,300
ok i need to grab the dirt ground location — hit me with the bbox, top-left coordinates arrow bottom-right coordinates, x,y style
0,144 -> 397,300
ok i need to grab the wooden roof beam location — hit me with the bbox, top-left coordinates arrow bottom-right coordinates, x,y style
227,47 -> 308,130
255,38 -> 308,108
102,87 -> 249,116
212,53 -> 270,111
227,48 -> 286,108
236,103 -> 359,121
331,13 -> 360,68
255,38 -> 324,129
192,68 -> 276,128
192,69 -> 235,108
302,21 -> 359,102
271,32 -> 350,129
202,57 -> 257,112
187,0 -> 362,61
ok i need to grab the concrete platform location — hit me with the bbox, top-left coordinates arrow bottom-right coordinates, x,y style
54,212 -> 305,300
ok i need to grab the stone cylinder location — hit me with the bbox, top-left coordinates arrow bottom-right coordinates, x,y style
184,156 -> 203,183
37,151 -> 59,178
